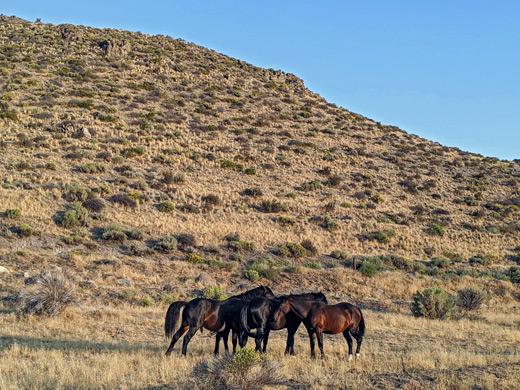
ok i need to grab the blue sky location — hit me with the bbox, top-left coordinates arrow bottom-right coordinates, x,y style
3,1 -> 519,160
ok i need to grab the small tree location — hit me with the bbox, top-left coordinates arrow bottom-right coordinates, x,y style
412,287 -> 456,320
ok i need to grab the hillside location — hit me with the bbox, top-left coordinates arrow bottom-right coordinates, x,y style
0,15 -> 519,390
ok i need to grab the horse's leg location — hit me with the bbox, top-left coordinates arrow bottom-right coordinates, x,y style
316,327 -> 325,359
285,325 -> 297,355
214,332 -> 222,355
343,330 -> 354,361
231,329 -> 238,354
262,328 -> 270,353
254,326 -> 264,352
165,324 -> 189,356
180,326 -> 198,356
353,331 -> 363,358
222,328 -> 231,355
306,327 -> 316,358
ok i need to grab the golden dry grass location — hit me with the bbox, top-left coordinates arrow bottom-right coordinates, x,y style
0,302 -> 519,390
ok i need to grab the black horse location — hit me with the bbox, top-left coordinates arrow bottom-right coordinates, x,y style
239,292 -> 327,354
164,285 -> 274,356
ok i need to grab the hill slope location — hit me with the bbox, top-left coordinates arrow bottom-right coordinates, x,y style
0,15 -> 519,302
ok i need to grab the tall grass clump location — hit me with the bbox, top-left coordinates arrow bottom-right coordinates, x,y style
19,269 -> 77,316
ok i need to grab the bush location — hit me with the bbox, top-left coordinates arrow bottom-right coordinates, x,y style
192,347 -> 287,390
427,224 -> 445,237
244,269 -> 260,282
259,199 -> 287,213
5,208 -> 21,219
140,295 -> 154,307
305,262 -> 321,269
18,224 -> 35,237
331,249 -> 348,260
19,269 -> 77,316
277,242 -> 307,258
155,235 -> 178,252
203,285 -> 227,300
456,287 -> 489,315
60,205 -> 92,229
82,198 -> 105,213
64,183 -> 92,202
359,261 -> 378,277
431,257 -> 450,268
370,229 -> 396,243
102,223 -> 128,242
110,193 -> 137,208
511,267 -> 520,284
158,200 -> 175,213
411,287 -> 456,320
78,162 -> 106,174
301,240 -> 319,256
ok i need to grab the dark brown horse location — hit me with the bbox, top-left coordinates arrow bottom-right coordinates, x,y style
239,292 -> 328,355
273,296 -> 365,360
164,286 -> 274,356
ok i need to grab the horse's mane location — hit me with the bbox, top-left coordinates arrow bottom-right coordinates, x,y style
279,292 -> 328,304
229,285 -> 273,302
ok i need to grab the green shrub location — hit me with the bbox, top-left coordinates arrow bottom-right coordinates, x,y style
228,240 -> 256,252
140,295 -> 154,307
244,269 -> 260,282
18,223 -> 35,237
60,205 -> 92,229
301,240 -> 319,256
359,261 -> 378,277
220,160 -> 243,171
5,208 -> 21,219
64,183 -> 92,202
300,180 -> 322,191
203,285 -> 227,300
65,228 -> 89,244
259,199 -> 287,213
371,229 -> 396,243
427,224 -> 445,237
411,287 -> 456,319
469,253 -> 495,266
102,223 -> 128,242
186,253 -> 206,264
277,242 -> 307,258
162,293 -> 177,305
155,235 -> 178,252
158,201 -> 175,213
305,262 -> 321,269
244,167 -> 256,175
431,257 -> 450,268
78,162 -> 106,174
331,249 -> 348,260
456,287 -> 489,314
371,194 -> 385,204
511,267 -> 520,284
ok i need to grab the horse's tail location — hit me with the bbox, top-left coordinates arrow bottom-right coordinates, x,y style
165,301 -> 187,339
240,300 -> 251,334
351,308 -> 365,339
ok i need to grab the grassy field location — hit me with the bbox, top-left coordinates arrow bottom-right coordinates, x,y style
1,299 -> 519,390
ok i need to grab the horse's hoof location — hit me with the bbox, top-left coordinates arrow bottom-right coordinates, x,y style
348,355 -> 353,362
356,353 -> 360,358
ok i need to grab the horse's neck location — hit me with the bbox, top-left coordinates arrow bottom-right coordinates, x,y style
289,299 -> 312,318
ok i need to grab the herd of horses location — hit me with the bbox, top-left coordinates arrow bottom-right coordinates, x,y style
164,285 -> 365,360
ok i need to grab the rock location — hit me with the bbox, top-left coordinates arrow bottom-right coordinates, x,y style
116,278 -> 133,286
0,266 -> 9,273
75,127 -> 91,138
99,40 -> 130,57
195,272 -> 215,287
23,272 -> 29,278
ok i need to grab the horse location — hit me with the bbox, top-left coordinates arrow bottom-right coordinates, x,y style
272,296 -> 365,360
164,285 -> 274,356
239,292 -> 327,355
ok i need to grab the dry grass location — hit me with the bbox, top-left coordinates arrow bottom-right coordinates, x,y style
0,302 -> 519,390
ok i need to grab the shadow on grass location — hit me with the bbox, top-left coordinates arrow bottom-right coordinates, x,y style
0,335 -> 163,355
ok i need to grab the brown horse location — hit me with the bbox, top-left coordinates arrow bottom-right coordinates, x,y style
273,296 -> 365,360
164,286 -> 274,356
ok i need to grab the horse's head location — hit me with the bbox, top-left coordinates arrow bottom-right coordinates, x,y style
315,291 -> 328,304
261,285 -> 275,299
272,296 -> 291,322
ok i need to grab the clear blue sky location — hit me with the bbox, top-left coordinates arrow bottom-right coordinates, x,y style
3,1 -> 519,160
